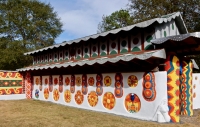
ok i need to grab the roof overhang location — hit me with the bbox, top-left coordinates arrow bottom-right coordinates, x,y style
151,32 -> 200,56
24,12 -> 187,56
17,49 -> 166,72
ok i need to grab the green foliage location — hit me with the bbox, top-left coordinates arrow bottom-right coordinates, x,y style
97,9 -> 134,33
0,0 -> 63,70
128,0 -> 200,32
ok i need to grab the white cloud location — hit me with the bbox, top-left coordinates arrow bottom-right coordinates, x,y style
41,0 -> 129,42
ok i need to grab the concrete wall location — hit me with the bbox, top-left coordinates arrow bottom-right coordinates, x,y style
192,73 -> 200,109
32,71 -> 169,122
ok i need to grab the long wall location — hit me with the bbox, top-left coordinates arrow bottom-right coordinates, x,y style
0,71 -> 25,100
32,71 -> 169,122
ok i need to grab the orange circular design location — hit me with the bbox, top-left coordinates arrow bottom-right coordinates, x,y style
88,77 -> 95,86
104,76 -> 112,86
96,82 -> 101,86
35,78 -> 39,85
193,93 -> 196,98
145,75 -> 151,81
44,88 -> 49,99
45,78 -> 48,85
144,82 -> 152,89
54,78 -> 58,85
53,89 -> 59,101
143,89 -> 152,98
102,92 -> 115,110
75,77 -> 81,86
64,89 -> 71,103
115,81 -> 121,88
75,90 -> 84,105
127,75 -> 138,88
124,93 -> 141,113
88,91 -> 98,107
65,77 -> 70,86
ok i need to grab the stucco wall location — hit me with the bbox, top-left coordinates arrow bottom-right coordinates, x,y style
192,73 -> 200,109
32,71 -> 168,122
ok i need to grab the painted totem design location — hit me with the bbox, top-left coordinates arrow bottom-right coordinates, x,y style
59,75 -> 63,93
114,73 -> 123,98
82,74 -> 88,95
49,75 -> 53,92
96,74 -> 103,96
180,60 -> 193,116
165,55 -> 180,122
70,75 -> 75,93
142,72 -> 156,101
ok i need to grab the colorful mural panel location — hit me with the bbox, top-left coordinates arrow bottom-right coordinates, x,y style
103,92 -> 115,110
165,55 -> 180,122
75,90 -> 84,105
127,75 -> 138,88
114,73 -> 123,98
0,71 -> 23,95
181,60 -> 193,116
124,93 -> 141,113
25,72 -> 32,99
31,71 -> 168,122
96,74 -> 103,96
64,89 -> 71,103
82,74 -> 88,95
88,91 -> 98,107
142,72 -> 156,101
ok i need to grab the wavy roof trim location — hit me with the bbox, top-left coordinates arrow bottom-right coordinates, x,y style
24,12 -> 187,55
151,32 -> 200,44
17,49 -> 166,71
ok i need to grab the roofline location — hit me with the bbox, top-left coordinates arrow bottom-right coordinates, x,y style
24,12 -> 187,55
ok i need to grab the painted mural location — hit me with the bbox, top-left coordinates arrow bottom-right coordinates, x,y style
181,60 -> 193,116
165,55 -> 180,122
0,71 -> 23,95
32,72 -> 168,122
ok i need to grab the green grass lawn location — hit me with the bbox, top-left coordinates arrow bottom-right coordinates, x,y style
0,100 -> 199,127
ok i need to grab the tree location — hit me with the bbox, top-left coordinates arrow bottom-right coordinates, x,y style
128,0 -> 200,32
97,9 -> 134,33
0,0 -> 63,70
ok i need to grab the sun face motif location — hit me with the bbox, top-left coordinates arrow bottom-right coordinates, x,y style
88,91 -> 98,107
64,89 -> 71,103
104,76 -> 112,87
44,88 -> 49,99
75,77 -> 81,86
65,77 -> 70,86
75,90 -> 84,105
127,75 -> 138,88
53,89 -> 59,101
102,92 -> 115,110
88,77 -> 95,86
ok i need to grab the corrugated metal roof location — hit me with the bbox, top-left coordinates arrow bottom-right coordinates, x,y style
151,32 -> 200,44
17,49 -> 166,71
24,12 -> 187,55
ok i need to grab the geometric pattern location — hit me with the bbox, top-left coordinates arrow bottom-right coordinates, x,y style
165,55 -> 180,122
0,71 -> 23,95
25,72 -> 32,99
88,91 -> 98,107
103,92 -> 115,110
114,73 -> 123,98
96,74 -> 103,96
142,72 -> 156,101
181,60 -> 193,116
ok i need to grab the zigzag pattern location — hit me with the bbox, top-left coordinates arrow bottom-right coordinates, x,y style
165,55 -> 180,122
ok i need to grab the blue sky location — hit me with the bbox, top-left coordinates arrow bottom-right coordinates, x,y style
40,0 -> 129,43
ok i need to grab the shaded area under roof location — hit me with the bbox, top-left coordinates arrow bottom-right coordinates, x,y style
17,49 -> 166,72
24,12 -> 187,55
